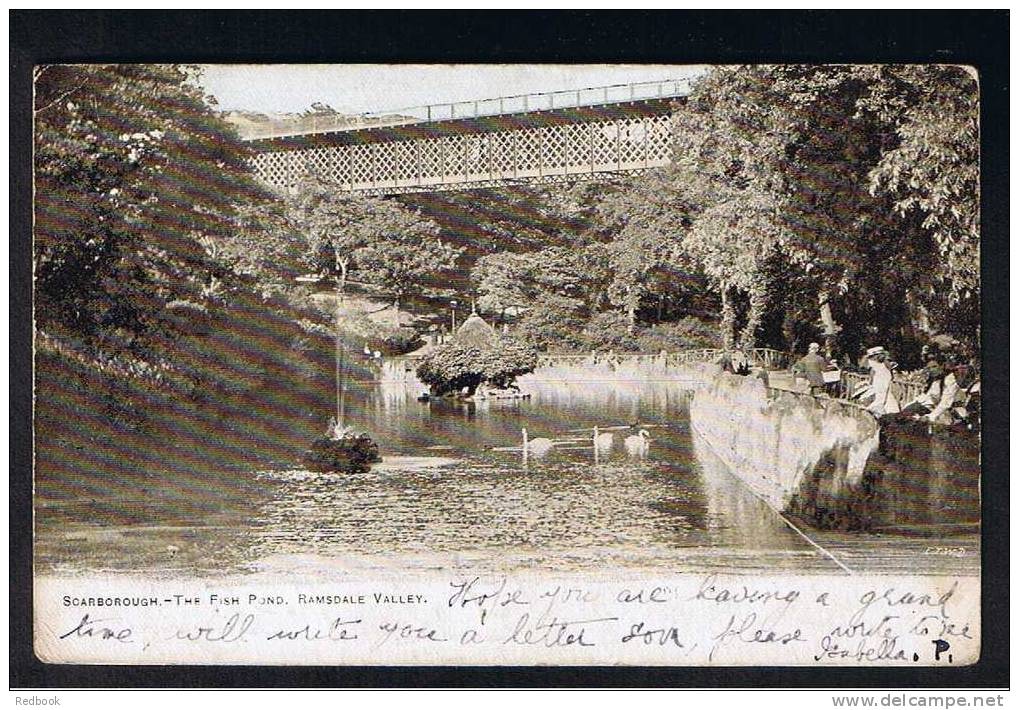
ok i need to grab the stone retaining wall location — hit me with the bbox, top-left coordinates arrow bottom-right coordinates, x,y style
689,373 -> 880,513
690,373 -> 980,533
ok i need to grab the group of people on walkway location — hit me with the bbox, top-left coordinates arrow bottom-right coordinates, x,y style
898,344 -> 980,427
717,339 -> 980,429
787,341 -> 980,427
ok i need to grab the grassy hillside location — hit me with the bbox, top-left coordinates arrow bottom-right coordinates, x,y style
33,286 -> 361,526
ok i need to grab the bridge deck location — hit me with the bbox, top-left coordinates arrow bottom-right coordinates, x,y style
240,79 -> 691,141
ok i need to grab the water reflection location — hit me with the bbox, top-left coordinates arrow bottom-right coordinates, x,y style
35,367 -> 982,576
36,378 -> 815,575
238,380 -> 808,574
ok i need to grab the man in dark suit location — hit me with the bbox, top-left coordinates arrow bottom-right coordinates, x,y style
792,342 -> 828,393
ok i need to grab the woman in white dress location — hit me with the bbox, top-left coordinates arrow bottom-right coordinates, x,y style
865,346 -> 900,416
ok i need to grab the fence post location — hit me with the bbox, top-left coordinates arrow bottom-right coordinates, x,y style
370,143 -> 376,187
615,120 -> 621,169
537,128 -> 543,176
643,116 -> 649,167
512,130 -> 518,178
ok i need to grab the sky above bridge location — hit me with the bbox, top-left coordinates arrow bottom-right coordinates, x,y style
198,64 -> 706,115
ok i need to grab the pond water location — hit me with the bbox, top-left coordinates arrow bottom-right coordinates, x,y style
34,370 -> 978,578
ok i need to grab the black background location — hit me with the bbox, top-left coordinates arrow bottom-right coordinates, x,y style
9,10 -> 1009,689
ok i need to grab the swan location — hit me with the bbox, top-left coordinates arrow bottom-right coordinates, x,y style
593,426 -> 614,455
624,429 -> 651,458
522,428 -> 554,457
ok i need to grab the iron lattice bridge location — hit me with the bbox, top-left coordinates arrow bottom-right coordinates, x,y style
244,79 -> 690,196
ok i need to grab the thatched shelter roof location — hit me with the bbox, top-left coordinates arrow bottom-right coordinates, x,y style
454,311 -> 497,348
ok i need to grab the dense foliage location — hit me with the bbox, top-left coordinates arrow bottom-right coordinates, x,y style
288,175 -> 461,305
34,65 -> 281,348
36,63 -> 980,385
663,65 -> 980,361
416,337 -> 539,396
462,66 -> 979,364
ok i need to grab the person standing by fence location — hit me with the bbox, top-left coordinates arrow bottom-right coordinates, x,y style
923,352 -> 977,425
865,346 -> 900,416
791,342 -> 828,395
900,355 -> 946,418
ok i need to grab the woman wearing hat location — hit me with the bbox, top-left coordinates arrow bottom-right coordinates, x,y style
865,346 -> 900,417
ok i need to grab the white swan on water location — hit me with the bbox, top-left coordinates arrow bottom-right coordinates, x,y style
593,426 -> 614,455
522,428 -> 554,457
624,429 -> 651,458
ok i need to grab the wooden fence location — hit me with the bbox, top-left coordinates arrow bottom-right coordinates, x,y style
535,347 -> 791,371
534,348 -> 925,407
836,370 -> 926,408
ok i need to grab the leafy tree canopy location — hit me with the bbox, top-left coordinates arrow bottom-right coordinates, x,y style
288,174 -> 462,304
664,64 -> 979,352
34,64 -> 269,344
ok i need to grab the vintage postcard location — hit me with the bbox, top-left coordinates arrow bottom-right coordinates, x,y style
33,63 -> 980,666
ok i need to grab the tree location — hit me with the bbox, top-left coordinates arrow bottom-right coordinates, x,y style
304,102 -> 340,116
289,175 -> 378,290
858,65 -> 980,299
473,246 -> 610,318
288,176 -> 461,311
667,64 -> 979,354
216,199 -> 306,283
668,69 -> 787,348
592,172 -> 697,332
352,208 -> 461,310
472,252 -> 532,322
416,336 -> 538,396
471,244 -> 613,350
34,64 -> 265,346
403,181 -> 608,255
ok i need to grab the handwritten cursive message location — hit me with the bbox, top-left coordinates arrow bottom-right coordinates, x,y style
34,573 -> 979,666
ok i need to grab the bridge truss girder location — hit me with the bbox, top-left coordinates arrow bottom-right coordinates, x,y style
251,111 -> 674,196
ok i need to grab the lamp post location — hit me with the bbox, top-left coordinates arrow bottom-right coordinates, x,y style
450,300 -> 458,333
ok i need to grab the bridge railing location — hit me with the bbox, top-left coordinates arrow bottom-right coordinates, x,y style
240,112 -> 424,140
245,79 -> 696,141
399,78 -> 693,123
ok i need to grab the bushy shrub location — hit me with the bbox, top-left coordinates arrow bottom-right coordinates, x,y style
580,311 -> 642,351
634,317 -> 722,351
571,312 -> 720,353
303,433 -> 381,473
416,336 -> 538,396
511,295 -> 590,353
343,317 -> 422,356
